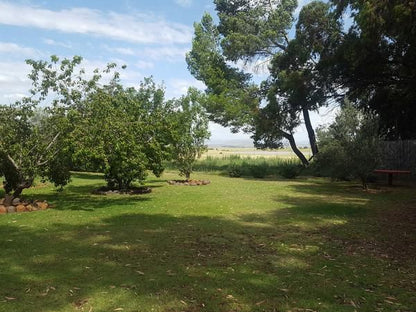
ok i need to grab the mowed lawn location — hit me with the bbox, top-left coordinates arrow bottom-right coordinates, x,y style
0,172 -> 415,312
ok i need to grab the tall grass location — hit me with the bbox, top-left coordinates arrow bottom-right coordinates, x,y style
167,155 -> 303,178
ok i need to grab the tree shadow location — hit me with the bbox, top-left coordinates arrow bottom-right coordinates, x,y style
0,176 -> 415,311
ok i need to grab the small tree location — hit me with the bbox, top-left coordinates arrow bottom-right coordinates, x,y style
172,88 -> 210,180
72,78 -> 176,189
315,104 -> 382,189
0,56 -> 95,201
0,55 -> 124,199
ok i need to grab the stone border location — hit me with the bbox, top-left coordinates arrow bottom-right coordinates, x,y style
0,197 -> 50,214
167,180 -> 211,186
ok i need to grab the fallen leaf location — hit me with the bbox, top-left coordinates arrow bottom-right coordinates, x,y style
5,297 -> 16,301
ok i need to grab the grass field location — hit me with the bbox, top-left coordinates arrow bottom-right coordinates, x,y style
203,147 -> 312,159
0,171 -> 415,311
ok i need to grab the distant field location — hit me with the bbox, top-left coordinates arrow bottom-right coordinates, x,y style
204,147 -> 312,159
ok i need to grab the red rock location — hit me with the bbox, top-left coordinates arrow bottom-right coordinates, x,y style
0,205 -> 6,214
16,205 -> 26,212
37,201 -> 48,210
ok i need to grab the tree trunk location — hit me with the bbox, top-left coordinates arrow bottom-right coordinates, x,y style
282,131 -> 309,167
302,106 -> 319,157
12,179 -> 34,198
185,172 -> 191,180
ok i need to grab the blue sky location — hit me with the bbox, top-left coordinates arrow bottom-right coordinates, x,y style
0,0 -> 337,146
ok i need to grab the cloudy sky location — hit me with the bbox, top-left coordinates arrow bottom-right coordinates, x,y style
0,0 -> 336,146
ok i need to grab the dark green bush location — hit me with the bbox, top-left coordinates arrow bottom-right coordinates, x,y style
228,163 -> 243,177
279,162 -> 301,179
249,163 -> 269,178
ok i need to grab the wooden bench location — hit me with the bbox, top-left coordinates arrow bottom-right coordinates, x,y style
374,169 -> 411,186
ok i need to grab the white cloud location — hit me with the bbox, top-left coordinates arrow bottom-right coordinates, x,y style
0,61 -> 32,103
43,38 -> 72,49
167,78 -> 205,98
0,2 -> 192,44
175,0 -> 192,8
113,47 -> 135,56
0,41 -> 38,57
143,46 -> 189,61
135,60 -> 154,70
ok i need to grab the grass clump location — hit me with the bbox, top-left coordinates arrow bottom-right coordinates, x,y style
174,155 -> 303,179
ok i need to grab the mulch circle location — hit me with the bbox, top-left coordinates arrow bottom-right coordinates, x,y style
167,179 -> 211,186
91,186 -> 152,195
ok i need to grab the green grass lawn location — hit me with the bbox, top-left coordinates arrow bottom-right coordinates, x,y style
0,172 -> 415,312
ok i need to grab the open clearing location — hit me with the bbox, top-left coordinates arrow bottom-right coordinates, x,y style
0,172 -> 415,312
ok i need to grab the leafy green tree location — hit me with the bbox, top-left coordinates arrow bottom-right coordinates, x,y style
187,1 -> 341,166
0,56 -> 101,199
72,78 -> 176,189
172,88 -> 210,179
315,104 -> 382,189
328,0 -> 416,139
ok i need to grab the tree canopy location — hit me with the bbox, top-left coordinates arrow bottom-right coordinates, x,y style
328,0 -> 416,139
187,0 -> 341,165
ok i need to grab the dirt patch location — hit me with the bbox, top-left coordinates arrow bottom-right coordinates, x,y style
167,179 -> 211,186
91,186 -> 152,195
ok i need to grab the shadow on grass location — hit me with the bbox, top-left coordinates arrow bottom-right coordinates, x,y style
0,174 -> 415,311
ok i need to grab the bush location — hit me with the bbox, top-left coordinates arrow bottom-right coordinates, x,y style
315,105 -> 382,189
228,163 -> 243,177
279,162 -> 301,179
249,163 -> 268,178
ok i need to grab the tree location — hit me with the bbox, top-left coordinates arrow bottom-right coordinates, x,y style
172,88 -> 210,179
187,1 -> 341,166
315,104 -> 382,189
72,77 -> 176,189
328,0 -> 416,139
0,56 -> 101,200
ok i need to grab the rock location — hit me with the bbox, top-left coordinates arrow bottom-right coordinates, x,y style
16,205 -> 26,213
4,195 -> 13,206
7,206 -> 16,213
25,204 -> 34,212
37,201 -> 48,210
0,205 -> 7,214
12,198 -> 21,205
202,180 -> 211,185
0,198 -> 4,205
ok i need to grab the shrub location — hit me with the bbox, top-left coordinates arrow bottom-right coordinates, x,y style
249,163 -> 269,178
279,162 -> 301,179
315,104 -> 382,189
228,163 -> 243,177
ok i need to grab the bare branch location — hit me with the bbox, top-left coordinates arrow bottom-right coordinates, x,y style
46,132 -> 61,151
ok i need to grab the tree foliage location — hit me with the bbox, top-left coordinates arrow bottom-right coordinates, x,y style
72,77 -> 176,190
315,104 -> 382,189
0,55 -> 99,197
171,88 -> 210,179
187,0 -> 342,166
328,0 -> 416,139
